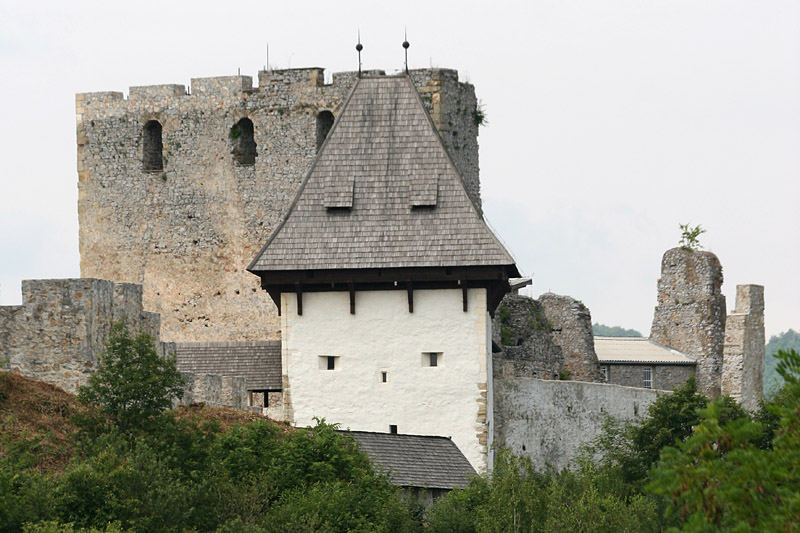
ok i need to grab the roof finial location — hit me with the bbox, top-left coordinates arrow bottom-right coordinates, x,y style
402,28 -> 410,74
356,30 -> 363,78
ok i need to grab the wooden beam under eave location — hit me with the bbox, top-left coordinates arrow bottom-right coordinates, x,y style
295,283 -> 303,316
407,282 -> 414,313
349,283 -> 355,314
462,283 -> 468,312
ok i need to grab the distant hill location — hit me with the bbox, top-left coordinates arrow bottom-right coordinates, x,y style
765,329 -> 800,395
593,323 -> 643,337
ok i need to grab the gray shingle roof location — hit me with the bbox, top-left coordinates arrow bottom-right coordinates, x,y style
249,75 -> 516,273
173,341 -> 281,390
340,430 -> 477,489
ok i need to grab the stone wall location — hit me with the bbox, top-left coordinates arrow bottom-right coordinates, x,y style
650,248 -> 726,398
604,363 -> 695,390
493,377 -> 663,470
492,293 -> 600,382
180,372 -> 248,409
0,278 -> 162,394
77,67 -> 480,343
722,285 -> 765,411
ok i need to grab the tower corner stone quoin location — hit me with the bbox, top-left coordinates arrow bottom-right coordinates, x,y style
650,247 -> 726,398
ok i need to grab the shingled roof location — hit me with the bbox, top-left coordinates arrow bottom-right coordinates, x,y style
174,341 -> 281,390
341,431 -> 476,490
248,75 -> 517,274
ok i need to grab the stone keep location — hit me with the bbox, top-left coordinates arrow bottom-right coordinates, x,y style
722,285 -> 765,411
650,247 -> 726,398
76,68 -> 481,343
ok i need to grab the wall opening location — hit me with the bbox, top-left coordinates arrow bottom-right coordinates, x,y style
423,352 -> 441,367
389,424 -> 398,434
315,110 -> 335,152
230,117 -> 257,165
381,371 -> 388,383
643,367 -> 652,389
142,120 -> 163,171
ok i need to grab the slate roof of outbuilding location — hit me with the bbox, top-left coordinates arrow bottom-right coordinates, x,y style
340,430 -> 476,489
173,341 -> 282,390
248,75 -> 517,274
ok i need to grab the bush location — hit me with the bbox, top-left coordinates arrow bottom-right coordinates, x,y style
77,322 -> 185,431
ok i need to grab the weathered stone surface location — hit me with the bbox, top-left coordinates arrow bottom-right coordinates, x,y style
650,247 -> 726,398
77,67 -> 480,343
492,293 -> 600,382
0,279 -> 163,394
603,363 -> 695,390
493,377 -> 663,470
722,285 -> 765,411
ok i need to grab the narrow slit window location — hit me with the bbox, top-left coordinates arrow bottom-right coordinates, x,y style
320,355 -> 338,370
142,120 -> 163,171
327,356 -> 336,370
381,371 -> 388,383
389,425 -> 398,434
316,110 -> 335,152
423,352 -> 441,367
230,117 -> 257,165
643,367 -> 652,389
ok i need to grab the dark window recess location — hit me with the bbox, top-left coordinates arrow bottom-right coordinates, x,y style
327,356 -> 336,370
429,353 -> 438,367
230,118 -> 257,165
389,425 -> 398,434
142,120 -> 163,171
316,110 -> 335,152
381,371 -> 388,383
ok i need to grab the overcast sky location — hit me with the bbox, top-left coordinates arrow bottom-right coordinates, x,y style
1,0 -> 798,337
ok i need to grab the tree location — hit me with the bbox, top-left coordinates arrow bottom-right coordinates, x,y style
648,350 -> 800,530
679,223 -> 706,251
77,322 -> 185,431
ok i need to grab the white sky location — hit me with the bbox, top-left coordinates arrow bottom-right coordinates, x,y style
0,0 -> 798,337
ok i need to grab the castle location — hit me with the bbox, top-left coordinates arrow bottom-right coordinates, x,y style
1,65 -> 765,472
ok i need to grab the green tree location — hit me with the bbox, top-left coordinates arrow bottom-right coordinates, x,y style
77,322 -> 185,431
648,349 -> 800,531
679,223 -> 706,251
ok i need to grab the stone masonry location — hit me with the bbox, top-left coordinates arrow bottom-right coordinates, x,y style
77,67 -> 481,343
650,247 -> 726,398
0,278 -> 163,394
722,285 -> 765,411
493,293 -> 601,382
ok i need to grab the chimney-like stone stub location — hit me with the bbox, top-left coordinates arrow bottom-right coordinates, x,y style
650,247 -> 726,398
539,293 -> 602,382
722,285 -> 765,411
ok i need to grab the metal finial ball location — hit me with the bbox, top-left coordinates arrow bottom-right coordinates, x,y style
402,41 -> 410,49
356,43 -> 363,52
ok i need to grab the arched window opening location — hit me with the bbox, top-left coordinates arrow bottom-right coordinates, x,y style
230,118 -> 256,166
316,110 -> 335,152
142,120 -> 163,171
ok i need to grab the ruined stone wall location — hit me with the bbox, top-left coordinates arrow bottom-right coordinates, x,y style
180,372 -> 248,410
492,293 -> 600,382
77,68 -> 480,343
604,363 -> 695,391
494,377 -> 663,470
0,278 -> 163,394
650,248 -> 726,398
722,285 -> 765,411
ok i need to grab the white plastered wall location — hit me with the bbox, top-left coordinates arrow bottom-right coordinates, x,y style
281,288 -> 491,471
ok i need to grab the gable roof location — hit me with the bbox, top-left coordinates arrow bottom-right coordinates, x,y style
248,75 -> 517,274
174,341 -> 282,390
340,430 -> 476,490
594,337 -> 697,365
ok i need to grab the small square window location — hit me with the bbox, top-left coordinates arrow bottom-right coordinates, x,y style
423,352 -> 441,367
389,425 -> 398,434
381,371 -> 388,383
320,356 -> 338,370
643,367 -> 652,389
